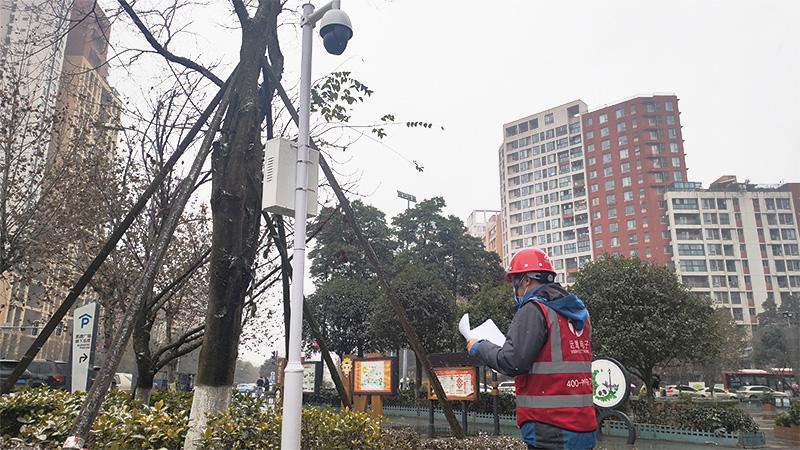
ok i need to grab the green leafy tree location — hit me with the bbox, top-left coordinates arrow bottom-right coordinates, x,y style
371,264 -> 456,352
572,256 -> 719,397
461,283 -> 514,332
392,197 -> 503,298
755,294 -> 800,372
306,277 -> 376,357
308,200 -> 395,282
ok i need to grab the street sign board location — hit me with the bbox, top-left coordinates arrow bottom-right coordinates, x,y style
592,358 -> 630,409
352,356 -> 398,396
71,302 -> 99,392
428,366 -> 478,401
302,361 -> 323,394
396,191 -> 416,203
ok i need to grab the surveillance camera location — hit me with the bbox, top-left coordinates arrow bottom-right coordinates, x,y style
319,9 -> 352,55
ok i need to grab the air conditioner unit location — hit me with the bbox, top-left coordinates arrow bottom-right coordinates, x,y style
262,138 -> 318,218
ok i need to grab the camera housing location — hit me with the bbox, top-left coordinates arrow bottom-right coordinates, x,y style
319,9 -> 352,55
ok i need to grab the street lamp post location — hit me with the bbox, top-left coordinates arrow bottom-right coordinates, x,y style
280,2 -> 352,448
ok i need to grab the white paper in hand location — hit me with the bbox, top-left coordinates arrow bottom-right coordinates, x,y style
459,313 -> 506,347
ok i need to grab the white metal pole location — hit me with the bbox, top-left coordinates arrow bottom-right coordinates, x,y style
280,3 -> 315,448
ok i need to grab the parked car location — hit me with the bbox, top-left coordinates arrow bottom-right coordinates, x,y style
0,359 -> 35,386
735,385 -> 791,400
236,383 -> 257,394
664,385 -> 701,397
28,360 -> 69,389
699,387 -> 737,399
498,381 -> 515,395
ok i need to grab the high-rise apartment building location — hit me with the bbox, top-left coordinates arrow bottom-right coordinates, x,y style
664,176 -> 800,331
582,95 -> 688,265
481,213 -> 504,263
0,0 -> 70,115
466,210 -> 499,239
48,0 -> 121,160
499,100 -> 591,283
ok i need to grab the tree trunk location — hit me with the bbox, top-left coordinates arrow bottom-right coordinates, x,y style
134,370 -> 155,404
133,301 -> 154,404
183,5 -> 278,448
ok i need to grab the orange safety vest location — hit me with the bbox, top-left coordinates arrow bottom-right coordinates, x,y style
514,301 -> 597,432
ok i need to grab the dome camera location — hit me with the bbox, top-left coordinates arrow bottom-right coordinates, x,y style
319,9 -> 352,55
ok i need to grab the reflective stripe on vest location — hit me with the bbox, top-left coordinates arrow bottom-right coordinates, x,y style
516,393 -> 594,408
530,361 -> 592,374
545,307 -> 562,362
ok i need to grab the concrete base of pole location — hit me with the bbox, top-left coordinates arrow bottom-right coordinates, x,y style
183,384 -> 231,450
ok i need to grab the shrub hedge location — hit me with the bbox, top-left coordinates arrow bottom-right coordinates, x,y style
0,388 -> 386,449
628,398 -> 759,433
775,400 -> 800,428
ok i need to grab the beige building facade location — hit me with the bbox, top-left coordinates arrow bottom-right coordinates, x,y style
665,176 -> 800,331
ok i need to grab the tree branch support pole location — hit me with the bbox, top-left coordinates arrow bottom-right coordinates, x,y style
263,212 -> 351,409
0,71 -> 235,395
280,4 -> 314,446
265,62 -> 465,440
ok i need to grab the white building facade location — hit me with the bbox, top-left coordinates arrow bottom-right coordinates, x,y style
499,100 -> 592,283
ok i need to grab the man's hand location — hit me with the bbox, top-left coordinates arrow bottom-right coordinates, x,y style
466,339 -> 478,353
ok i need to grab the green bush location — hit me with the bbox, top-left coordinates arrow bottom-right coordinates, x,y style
775,400 -> 800,428
0,388 -> 386,449
629,398 -> 759,433
200,406 -> 383,450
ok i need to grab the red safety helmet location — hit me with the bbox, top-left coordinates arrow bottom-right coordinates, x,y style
505,247 -> 556,283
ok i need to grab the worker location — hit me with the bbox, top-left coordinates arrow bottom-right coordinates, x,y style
467,247 -> 596,449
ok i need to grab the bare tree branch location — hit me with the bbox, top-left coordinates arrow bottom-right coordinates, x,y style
116,0 -> 224,87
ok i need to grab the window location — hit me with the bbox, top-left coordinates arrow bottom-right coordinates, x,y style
628,234 -> 638,244
670,143 -> 679,153
595,240 -> 603,248
680,260 -> 707,272
623,191 -> 633,201
624,205 -> 635,216
627,219 -> 636,230
783,229 -> 798,240
701,198 -> 716,209
646,102 -> 656,113
777,198 -> 792,209
588,157 -> 596,165
611,236 -> 619,247
617,122 -> 626,132
544,113 -> 554,124
605,180 -> 615,190
586,130 -> 594,139
600,127 -> 609,137
717,199 -> 727,209
620,162 -> 630,173
732,308 -> 743,321
589,170 -> 597,179
606,194 -> 617,205
668,128 -> 677,139
678,244 -> 705,256
602,153 -> 612,164
585,117 -> 593,127
618,135 -> 628,145
622,177 -> 632,187
586,143 -> 595,153
619,149 -> 629,159
608,223 -> 619,233
601,140 -> 611,150
671,157 -> 681,167
608,208 -> 617,218
712,275 -> 728,287
705,229 -> 720,239
556,125 -> 568,136
590,183 -> 598,192
599,113 -> 608,124
665,101 -> 674,112
765,198 -> 776,210
615,108 -> 625,119
666,115 -> 675,125
673,198 -> 699,210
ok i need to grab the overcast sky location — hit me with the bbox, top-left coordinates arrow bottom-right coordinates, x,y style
108,0 -> 800,363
